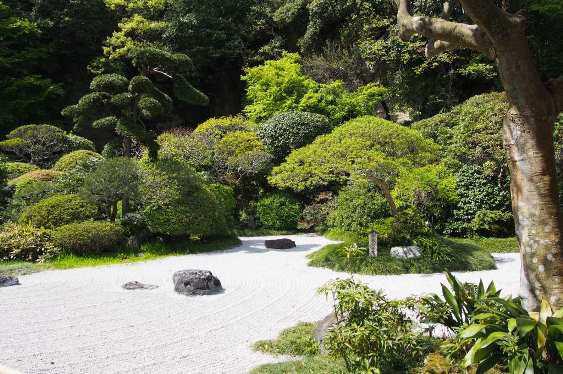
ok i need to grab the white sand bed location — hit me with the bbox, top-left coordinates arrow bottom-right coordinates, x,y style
0,234 -> 520,374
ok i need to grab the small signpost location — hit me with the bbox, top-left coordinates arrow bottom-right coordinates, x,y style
368,231 -> 378,257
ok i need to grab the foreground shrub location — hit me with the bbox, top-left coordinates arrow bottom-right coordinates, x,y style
157,130 -> 214,170
8,169 -> 62,189
4,162 -> 38,179
257,111 -> 330,161
52,150 -> 103,172
0,223 -> 59,261
140,159 -> 230,238
52,221 -> 125,255
19,194 -> 98,229
320,279 -> 433,372
256,193 -> 301,230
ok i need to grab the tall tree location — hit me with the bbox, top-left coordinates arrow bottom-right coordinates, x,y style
396,0 -> 563,310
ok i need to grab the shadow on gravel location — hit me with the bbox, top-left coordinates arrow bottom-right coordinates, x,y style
224,240 -> 320,254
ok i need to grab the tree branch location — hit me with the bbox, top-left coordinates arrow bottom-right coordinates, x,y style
152,68 -> 174,80
397,0 -> 494,58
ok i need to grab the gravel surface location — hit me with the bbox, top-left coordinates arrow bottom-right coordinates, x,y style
0,234 -> 520,374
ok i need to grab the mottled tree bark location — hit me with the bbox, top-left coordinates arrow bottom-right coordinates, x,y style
396,0 -> 563,310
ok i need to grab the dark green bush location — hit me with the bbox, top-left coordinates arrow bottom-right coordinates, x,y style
52,221 -> 125,255
0,223 -> 59,261
140,159 -> 230,238
327,181 -> 391,236
18,194 -> 98,229
471,209 -> 514,237
256,193 -> 301,230
257,111 -> 330,161
298,192 -> 335,231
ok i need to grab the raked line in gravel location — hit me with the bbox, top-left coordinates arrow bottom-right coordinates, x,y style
0,234 -> 520,374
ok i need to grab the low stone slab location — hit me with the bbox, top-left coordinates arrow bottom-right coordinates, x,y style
0,275 -> 20,288
173,270 -> 222,296
122,281 -> 159,290
313,312 -> 338,354
265,238 -> 296,249
390,246 -> 422,259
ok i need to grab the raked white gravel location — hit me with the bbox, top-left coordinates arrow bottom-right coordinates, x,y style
0,234 -> 520,374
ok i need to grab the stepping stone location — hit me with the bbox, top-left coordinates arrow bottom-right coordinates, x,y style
173,270 -> 222,296
265,238 -> 296,249
0,275 -> 19,288
122,281 -> 159,290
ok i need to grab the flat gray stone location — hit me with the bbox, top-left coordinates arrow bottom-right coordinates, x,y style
122,281 -> 159,290
390,246 -> 422,259
313,312 -> 338,354
265,238 -> 296,249
173,270 -> 222,296
0,275 -> 19,287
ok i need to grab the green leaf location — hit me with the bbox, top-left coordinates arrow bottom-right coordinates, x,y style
516,318 -> 537,336
442,284 -> 462,322
554,341 -> 563,360
508,355 -> 528,374
479,331 -> 508,349
460,324 -> 487,339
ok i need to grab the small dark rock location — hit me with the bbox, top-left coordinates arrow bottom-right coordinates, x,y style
0,275 -> 19,288
122,281 -> 159,290
173,270 -> 222,296
265,238 -> 296,249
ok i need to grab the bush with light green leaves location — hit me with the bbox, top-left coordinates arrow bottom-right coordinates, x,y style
18,194 -> 98,229
52,221 -> 126,255
52,150 -> 104,172
256,193 -> 301,230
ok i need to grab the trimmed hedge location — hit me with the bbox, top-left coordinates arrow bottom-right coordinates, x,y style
52,221 -> 125,255
8,169 -> 62,189
18,194 -> 98,229
257,111 -> 330,161
0,223 -> 59,262
5,162 -> 39,180
52,150 -> 103,172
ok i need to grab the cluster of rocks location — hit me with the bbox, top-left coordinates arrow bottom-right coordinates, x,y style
0,275 -> 19,288
121,270 -> 223,296
390,246 -> 422,259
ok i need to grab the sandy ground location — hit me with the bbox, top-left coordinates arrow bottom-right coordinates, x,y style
0,234 -> 520,374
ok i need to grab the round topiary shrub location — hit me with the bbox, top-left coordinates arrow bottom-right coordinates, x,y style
258,111 -> 331,160
5,162 -> 39,180
52,150 -> 104,172
0,223 -> 59,262
327,181 -> 391,236
140,159 -> 229,238
193,116 -> 249,143
52,221 -> 125,255
256,193 -> 301,230
18,194 -> 98,229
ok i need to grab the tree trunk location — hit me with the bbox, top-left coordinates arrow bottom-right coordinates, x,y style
503,108 -> 563,310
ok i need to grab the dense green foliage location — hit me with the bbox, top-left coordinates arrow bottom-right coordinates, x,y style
4,162 -> 39,180
52,150 -> 104,172
270,116 -> 439,193
254,322 -> 320,356
19,194 -> 98,229
0,223 -> 59,262
256,193 -> 301,230
257,111 -> 330,161
52,221 -> 125,255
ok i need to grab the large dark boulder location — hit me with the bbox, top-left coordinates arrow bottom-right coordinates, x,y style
0,275 -> 19,287
173,270 -> 222,296
265,238 -> 296,249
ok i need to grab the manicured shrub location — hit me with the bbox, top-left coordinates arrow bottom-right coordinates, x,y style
140,159 -> 230,238
298,192 -> 335,231
256,193 -> 301,230
5,180 -> 55,220
80,157 -> 141,220
327,181 -> 391,236
0,223 -> 59,262
4,162 -> 39,179
269,116 -> 439,193
0,124 -> 94,167
52,150 -> 103,172
257,111 -> 330,161
8,169 -> 63,189
52,221 -> 125,255
18,194 -> 98,229
157,130 -> 214,170
193,116 -> 250,143
470,209 -> 514,237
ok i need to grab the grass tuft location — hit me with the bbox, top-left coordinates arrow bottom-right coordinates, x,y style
253,322 -> 320,356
